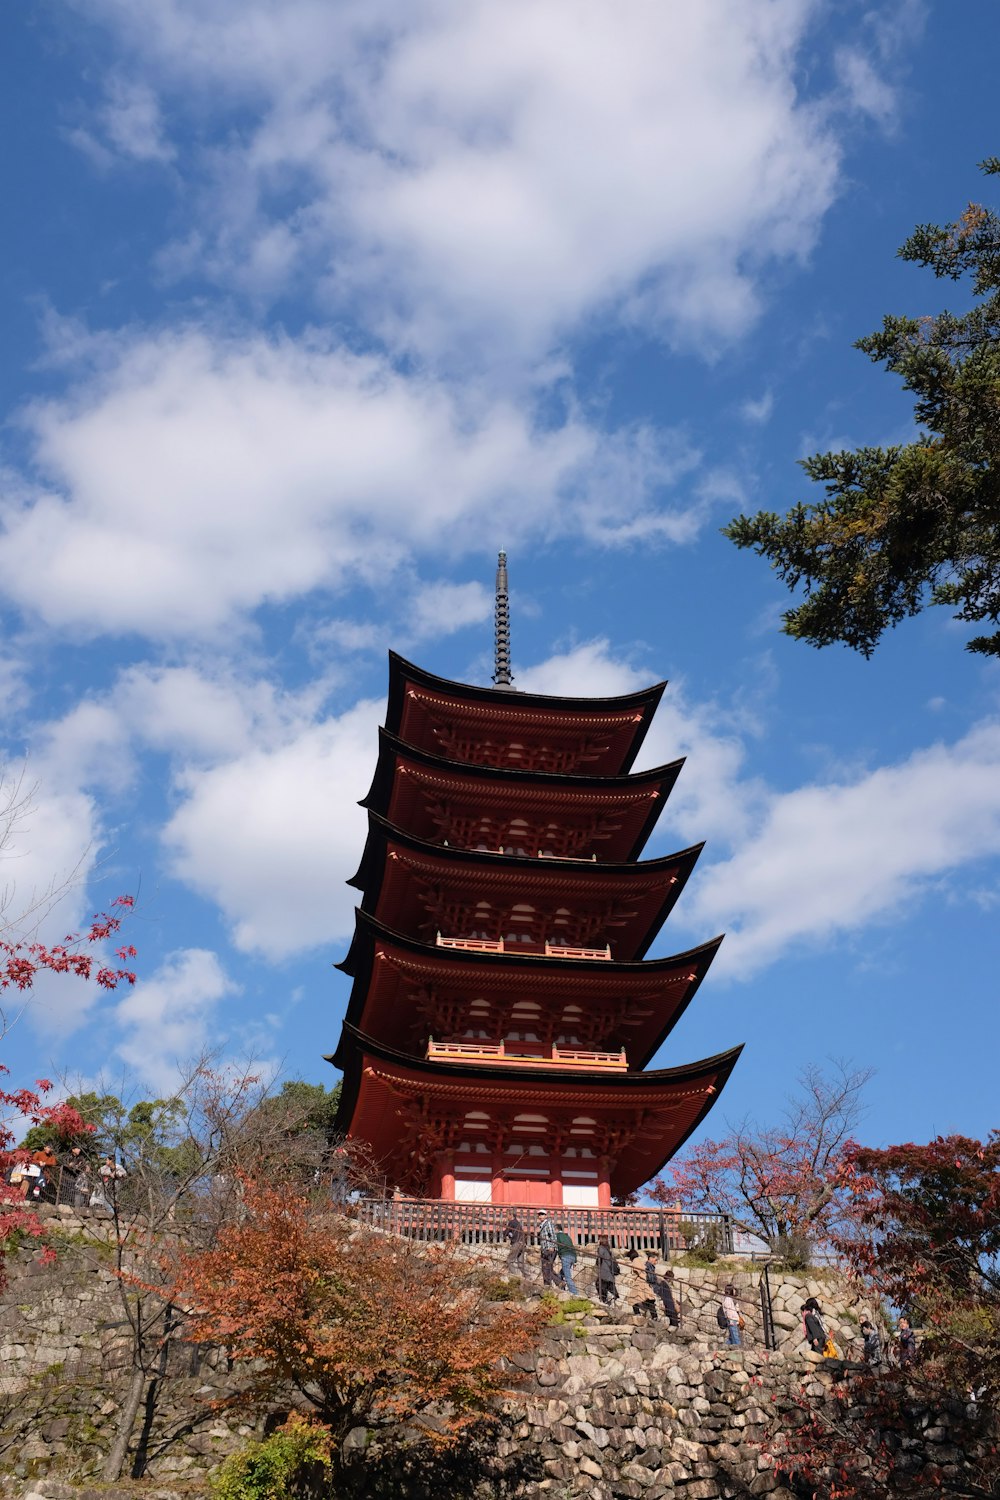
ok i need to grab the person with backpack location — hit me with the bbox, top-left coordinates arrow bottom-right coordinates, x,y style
554,1224 -> 579,1294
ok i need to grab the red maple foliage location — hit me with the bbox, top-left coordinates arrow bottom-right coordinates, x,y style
649,1063 -> 870,1252
762,1132 -> 1000,1500
0,896 -> 137,994
163,1178 -> 545,1466
0,898 -> 137,1277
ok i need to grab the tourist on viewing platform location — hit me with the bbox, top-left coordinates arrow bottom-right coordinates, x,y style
98,1154 -> 126,1212
554,1224 -> 579,1294
595,1235 -> 619,1303
58,1145 -> 87,1207
722,1284 -> 742,1346
538,1211 -> 562,1287
504,1212 -> 527,1277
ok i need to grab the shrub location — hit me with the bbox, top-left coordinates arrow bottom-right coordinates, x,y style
211,1416 -> 332,1500
678,1221 -> 721,1264
769,1233 -> 811,1270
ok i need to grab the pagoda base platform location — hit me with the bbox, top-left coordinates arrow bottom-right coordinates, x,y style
352,1196 -> 733,1257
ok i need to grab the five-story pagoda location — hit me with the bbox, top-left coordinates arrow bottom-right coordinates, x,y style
330,554 -> 741,1207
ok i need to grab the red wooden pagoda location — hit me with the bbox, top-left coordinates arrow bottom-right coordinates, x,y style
330,553 -> 740,1207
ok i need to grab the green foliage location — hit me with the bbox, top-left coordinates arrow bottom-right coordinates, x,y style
726,155 -> 1000,658
769,1232 -> 812,1270
678,1220 -> 721,1264
210,1417 -> 332,1500
258,1079 -> 342,1138
478,1274 -> 526,1302
540,1293 -> 592,1323
19,1090 -> 200,1179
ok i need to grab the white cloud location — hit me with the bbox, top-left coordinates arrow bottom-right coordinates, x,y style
740,390 -> 774,425
162,697 -> 380,958
0,326 -> 706,639
410,580 -> 492,641
74,0 -> 843,359
113,948 -> 239,1091
834,48 -> 897,128
688,720 -> 1000,976
102,77 -> 176,163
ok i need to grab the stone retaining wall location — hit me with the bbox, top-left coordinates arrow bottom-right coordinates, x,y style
0,1215 -> 898,1499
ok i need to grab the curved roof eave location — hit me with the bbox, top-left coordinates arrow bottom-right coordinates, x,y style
347,807 -> 704,893
384,651 -> 666,773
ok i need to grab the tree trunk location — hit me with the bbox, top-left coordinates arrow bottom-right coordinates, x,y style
101,1363 -> 146,1482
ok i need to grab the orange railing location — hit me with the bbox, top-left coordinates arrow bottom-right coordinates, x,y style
435,934 -> 613,961
544,941 -> 612,960
426,1039 -> 627,1070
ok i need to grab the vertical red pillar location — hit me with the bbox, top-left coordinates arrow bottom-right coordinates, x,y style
598,1154 -> 612,1209
491,1149 -> 505,1204
438,1150 -> 455,1202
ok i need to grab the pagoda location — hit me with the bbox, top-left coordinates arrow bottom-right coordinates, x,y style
329,553 -> 741,1207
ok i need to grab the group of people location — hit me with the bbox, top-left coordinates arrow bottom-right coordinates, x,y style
4,1145 -> 127,1213
802,1297 -> 916,1367
503,1212 -> 680,1323
858,1313 -> 916,1368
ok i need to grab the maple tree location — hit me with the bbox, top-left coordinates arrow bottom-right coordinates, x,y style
762,1132 -> 1000,1500
0,897 -> 137,1278
649,1062 -> 871,1257
164,1177 -> 545,1485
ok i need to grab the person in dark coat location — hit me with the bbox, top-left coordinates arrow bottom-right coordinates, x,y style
504,1212 -> 527,1277
59,1146 -> 87,1208
897,1316 -> 916,1366
801,1299 -> 827,1353
860,1319 -> 882,1366
643,1251 -> 680,1325
595,1235 -> 618,1303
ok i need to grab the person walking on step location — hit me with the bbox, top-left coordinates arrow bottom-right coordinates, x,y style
538,1210 -> 562,1288
595,1235 -> 619,1304
643,1251 -> 680,1326
860,1318 -> 882,1367
897,1315 -> 916,1368
801,1298 -> 827,1354
722,1284 -> 743,1346
504,1211 -> 527,1278
554,1223 -> 579,1294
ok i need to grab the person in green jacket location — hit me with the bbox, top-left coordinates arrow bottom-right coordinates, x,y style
554,1225 -> 579,1294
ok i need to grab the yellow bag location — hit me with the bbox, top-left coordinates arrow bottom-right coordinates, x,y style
822,1337 -> 839,1359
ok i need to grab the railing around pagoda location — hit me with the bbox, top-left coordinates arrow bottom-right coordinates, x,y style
425,1039 -> 627,1070
353,1197 -> 733,1258
435,933 -> 612,961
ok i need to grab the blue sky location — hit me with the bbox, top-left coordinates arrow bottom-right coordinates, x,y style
0,0 -> 996,1152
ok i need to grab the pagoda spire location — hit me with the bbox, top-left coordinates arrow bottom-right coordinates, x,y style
492,549 -> 513,688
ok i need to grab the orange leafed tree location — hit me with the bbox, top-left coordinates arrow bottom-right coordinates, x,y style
166,1179 -> 545,1454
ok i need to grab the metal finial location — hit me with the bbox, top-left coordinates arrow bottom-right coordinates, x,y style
493,549 -> 513,687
